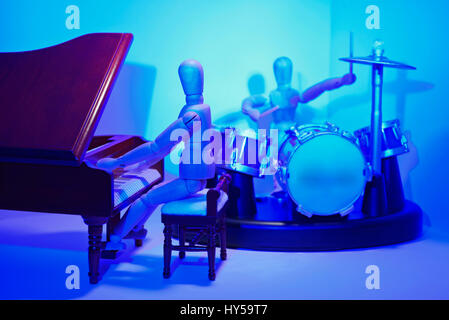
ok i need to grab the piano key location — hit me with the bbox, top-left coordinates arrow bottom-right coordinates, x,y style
114,168 -> 161,207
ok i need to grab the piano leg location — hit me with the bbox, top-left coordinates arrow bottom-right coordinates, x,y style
83,216 -> 108,284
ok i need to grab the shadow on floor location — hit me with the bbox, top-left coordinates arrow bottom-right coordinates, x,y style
101,247 -> 225,291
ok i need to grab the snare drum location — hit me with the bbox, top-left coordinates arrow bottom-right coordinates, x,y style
354,119 -> 409,160
277,123 -> 368,217
216,127 -> 273,177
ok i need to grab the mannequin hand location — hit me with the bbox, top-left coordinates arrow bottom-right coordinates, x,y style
244,108 -> 261,122
182,111 -> 201,130
342,73 -> 356,85
96,157 -> 120,171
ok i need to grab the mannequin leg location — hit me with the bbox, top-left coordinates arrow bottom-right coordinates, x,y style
107,178 -> 206,250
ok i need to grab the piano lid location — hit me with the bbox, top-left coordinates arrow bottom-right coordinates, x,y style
0,33 -> 133,165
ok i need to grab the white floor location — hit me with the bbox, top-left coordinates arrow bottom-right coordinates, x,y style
0,206 -> 448,300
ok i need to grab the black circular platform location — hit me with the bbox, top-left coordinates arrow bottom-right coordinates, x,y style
174,193 -> 422,252
223,197 -> 422,251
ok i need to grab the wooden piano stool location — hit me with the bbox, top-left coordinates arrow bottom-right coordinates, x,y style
161,174 -> 231,281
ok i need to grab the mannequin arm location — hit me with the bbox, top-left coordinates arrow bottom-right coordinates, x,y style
97,112 -> 199,170
299,73 -> 356,104
242,94 -> 268,122
260,105 -> 280,118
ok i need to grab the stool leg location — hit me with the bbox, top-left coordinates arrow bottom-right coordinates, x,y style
179,225 -> 186,259
163,224 -> 173,279
219,220 -> 227,261
208,225 -> 216,281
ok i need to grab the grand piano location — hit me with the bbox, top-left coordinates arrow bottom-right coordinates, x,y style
0,33 -> 164,284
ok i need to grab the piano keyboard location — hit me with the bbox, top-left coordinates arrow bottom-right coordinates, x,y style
114,168 -> 161,207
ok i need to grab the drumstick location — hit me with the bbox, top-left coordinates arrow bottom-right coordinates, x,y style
260,105 -> 280,118
349,32 -> 353,74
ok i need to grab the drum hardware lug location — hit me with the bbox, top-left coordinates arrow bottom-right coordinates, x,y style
339,205 -> 354,217
299,131 -> 311,140
325,121 -> 339,132
365,163 -> 373,182
296,205 -> 313,218
286,126 -> 301,139
401,135 -> 409,148
298,131 -> 315,144
286,128 -> 295,136
342,130 -> 358,144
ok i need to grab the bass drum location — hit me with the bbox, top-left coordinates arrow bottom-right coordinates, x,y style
276,123 -> 368,217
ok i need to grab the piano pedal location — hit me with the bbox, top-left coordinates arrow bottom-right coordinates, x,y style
105,238 -> 127,251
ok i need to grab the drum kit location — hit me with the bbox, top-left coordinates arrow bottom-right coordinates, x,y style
216,39 -> 414,220
211,38 -> 423,251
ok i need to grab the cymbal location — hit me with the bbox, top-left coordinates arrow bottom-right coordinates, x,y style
340,55 -> 416,70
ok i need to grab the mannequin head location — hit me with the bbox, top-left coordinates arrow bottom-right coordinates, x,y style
273,56 -> 293,89
178,59 -> 204,105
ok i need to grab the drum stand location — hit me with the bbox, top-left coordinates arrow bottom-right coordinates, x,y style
382,156 -> 406,213
224,170 -> 257,219
341,41 -> 416,217
362,62 -> 388,216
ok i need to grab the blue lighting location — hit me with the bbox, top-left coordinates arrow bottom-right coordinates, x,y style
0,0 -> 448,300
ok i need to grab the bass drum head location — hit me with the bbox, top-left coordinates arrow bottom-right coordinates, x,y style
286,134 -> 366,216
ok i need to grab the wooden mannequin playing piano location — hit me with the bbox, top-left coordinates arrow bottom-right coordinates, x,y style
97,59 -> 215,250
